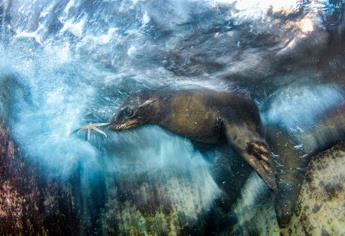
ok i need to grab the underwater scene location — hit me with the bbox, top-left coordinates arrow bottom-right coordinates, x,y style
0,0 -> 345,235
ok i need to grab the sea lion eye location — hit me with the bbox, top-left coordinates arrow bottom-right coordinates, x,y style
122,107 -> 134,118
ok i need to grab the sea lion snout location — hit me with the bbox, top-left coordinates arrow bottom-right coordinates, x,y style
109,118 -> 140,131
109,107 -> 140,131
109,95 -> 159,131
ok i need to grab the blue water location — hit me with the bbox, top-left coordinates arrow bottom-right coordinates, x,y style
0,0 -> 344,234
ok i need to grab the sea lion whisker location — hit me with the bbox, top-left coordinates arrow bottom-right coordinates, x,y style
139,99 -> 158,107
92,122 -> 111,127
92,127 -> 108,138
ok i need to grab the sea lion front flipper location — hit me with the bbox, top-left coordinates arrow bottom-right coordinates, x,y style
224,122 -> 277,190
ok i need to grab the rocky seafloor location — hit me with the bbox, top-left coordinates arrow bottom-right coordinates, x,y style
232,142 -> 345,236
0,123 -> 79,235
1,119 -> 345,235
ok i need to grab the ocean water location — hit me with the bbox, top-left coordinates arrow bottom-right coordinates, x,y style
0,0 -> 344,234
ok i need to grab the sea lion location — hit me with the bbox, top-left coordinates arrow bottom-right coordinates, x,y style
103,89 -> 277,190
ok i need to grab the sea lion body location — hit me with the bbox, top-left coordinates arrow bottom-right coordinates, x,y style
158,91 -> 222,144
109,89 -> 276,190
158,90 -> 260,144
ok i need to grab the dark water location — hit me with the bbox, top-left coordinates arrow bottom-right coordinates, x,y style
0,0 -> 345,235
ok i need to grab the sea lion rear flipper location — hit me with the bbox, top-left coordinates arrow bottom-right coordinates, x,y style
266,125 -> 310,228
224,123 -> 277,190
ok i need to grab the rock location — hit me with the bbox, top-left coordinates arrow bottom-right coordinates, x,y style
2,114 -> 345,235
286,142 -> 345,235
0,123 -> 79,235
100,162 -> 221,235
231,142 -> 345,236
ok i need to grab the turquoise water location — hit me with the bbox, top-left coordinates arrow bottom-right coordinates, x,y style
0,0 -> 344,234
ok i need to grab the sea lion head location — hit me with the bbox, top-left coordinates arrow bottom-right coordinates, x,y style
109,93 -> 161,131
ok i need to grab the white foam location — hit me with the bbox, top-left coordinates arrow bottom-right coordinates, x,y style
142,11 -> 150,25
263,84 -> 345,133
59,16 -> 86,38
